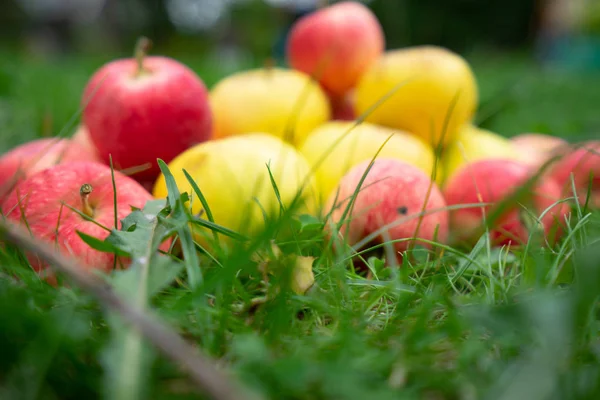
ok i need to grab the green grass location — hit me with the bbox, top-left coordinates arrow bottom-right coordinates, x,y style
0,47 -> 599,400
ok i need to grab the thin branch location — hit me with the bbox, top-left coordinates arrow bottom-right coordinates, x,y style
0,218 -> 260,400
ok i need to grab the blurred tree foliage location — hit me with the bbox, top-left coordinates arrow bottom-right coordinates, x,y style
0,0 -> 541,58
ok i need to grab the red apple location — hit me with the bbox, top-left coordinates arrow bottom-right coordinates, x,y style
81,38 -> 213,183
286,1 -> 385,97
0,137 -> 101,201
1,161 -> 165,284
547,141 -> 600,208
71,124 -> 100,159
510,132 -> 568,170
325,158 -> 449,261
443,159 -> 570,247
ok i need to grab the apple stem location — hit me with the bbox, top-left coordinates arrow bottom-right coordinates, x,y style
134,36 -> 152,76
80,184 -> 95,218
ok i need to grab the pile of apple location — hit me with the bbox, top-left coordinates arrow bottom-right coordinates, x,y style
1,2 -> 598,282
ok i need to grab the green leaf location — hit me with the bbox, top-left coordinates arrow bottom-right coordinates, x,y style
100,199 -> 176,400
156,158 -> 181,210
76,231 -> 128,257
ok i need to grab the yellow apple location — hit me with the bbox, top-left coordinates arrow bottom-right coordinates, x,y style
440,124 -> 520,185
298,121 -> 438,206
354,45 -> 479,148
152,133 -> 318,249
209,66 -> 331,146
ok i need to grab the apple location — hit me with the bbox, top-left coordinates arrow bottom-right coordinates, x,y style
443,158 -> 569,247
329,90 -> 356,121
209,66 -> 331,147
152,133 -> 319,250
354,45 -> 479,148
71,124 -> 100,160
81,37 -> 213,183
299,120 -> 437,206
441,124 -> 520,185
510,132 -> 568,170
0,137 -> 101,201
547,140 -> 600,208
286,1 -> 385,97
325,158 -> 449,262
1,161 -> 162,284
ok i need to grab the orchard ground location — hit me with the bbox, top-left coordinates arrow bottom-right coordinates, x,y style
0,47 -> 600,400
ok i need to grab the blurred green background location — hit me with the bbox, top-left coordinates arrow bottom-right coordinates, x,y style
0,0 -> 599,153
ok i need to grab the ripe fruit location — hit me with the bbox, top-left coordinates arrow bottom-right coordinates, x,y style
355,46 -> 479,147
82,38 -> 213,183
152,133 -> 318,248
299,121 -> 437,205
286,1 -> 384,97
547,141 -> 600,208
71,124 -> 100,159
441,124 -> 519,185
209,66 -> 330,146
443,159 -> 569,246
0,137 -> 100,200
1,161 -> 160,283
510,133 -> 568,170
325,158 -> 449,261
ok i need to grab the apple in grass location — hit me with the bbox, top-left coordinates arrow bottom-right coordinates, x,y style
510,133 -> 568,170
547,141 -> 600,208
299,121 -> 437,206
82,37 -> 213,184
443,159 -> 570,247
0,137 -> 101,201
286,1 -> 385,97
152,133 -> 319,251
1,161 -> 166,284
440,124 -> 520,185
325,158 -> 449,264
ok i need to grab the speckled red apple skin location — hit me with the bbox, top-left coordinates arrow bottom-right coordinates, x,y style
82,56 -> 213,182
326,158 -> 449,257
286,1 -> 384,96
548,141 -> 600,208
443,159 -> 570,246
0,138 -> 101,201
1,161 -> 159,282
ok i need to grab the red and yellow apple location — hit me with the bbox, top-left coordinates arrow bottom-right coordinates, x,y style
547,140 -> 600,208
286,1 -> 385,97
443,159 -> 569,246
299,121 -> 437,206
510,132 -> 568,170
355,45 -> 479,148
1,161 -> 162,283
325,158 -> 449,261
0,137 -> 101,201
441,124 -> 519,185
82,39 -> 213,183
209,66 -> 330,146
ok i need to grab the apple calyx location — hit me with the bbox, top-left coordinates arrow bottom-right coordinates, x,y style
134,36 -> 153,78
80,183 -> 95,218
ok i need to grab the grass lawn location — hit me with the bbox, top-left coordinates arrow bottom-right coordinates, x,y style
0,47 -> 599,400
